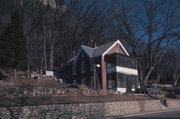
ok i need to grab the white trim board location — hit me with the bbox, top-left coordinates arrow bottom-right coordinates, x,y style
107,66 -> 138,76
117,88 -> 126,93
102,40 -> 129,57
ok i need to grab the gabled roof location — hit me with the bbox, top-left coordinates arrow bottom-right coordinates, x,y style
81,45 -> 94,58
92,40 -> 116,57
102,40 -> 129,56
67,40 -> 129,64
67,56 -> 76,63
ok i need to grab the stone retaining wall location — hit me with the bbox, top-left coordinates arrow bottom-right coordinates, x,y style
166,100 -> 180,109
1,100 -> 180,119
0,88 -> 120,97
0,100 -> 162,119
0,87 -> 180,119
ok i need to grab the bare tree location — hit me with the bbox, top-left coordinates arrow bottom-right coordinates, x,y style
18,0 -> 110,72
113,0 -> 180,88
162,46 -> 180,86
56,0 -> 109,62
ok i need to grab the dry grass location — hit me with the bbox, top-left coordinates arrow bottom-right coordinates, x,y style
0,69 -> 157,107
32,80 -> 70,88
0,74 -> 70,89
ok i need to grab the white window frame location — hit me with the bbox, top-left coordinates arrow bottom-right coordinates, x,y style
81,61 -> 86,73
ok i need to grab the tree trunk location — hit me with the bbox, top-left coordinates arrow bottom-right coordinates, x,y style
40,58 -> 44,74
43,25 -> 47,71
137,62 -> 143,88
173,73 -> 180,86
27,37 -> 30,78
156,73 -> 161,83
143,66 -> 155,87
49,44 -> 54,71
27,62 -> 30,78
14,68 -> 17,80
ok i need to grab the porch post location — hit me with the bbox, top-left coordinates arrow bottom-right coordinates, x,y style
116,72 -> 118,89
101,56 -> 107,90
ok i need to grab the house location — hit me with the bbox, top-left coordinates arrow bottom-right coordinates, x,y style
63,40 -> 139,93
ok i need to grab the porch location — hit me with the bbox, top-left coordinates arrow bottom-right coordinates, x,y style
105,53 -> 139,93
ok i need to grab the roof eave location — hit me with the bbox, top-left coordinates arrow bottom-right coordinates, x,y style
102,40 -> 129,57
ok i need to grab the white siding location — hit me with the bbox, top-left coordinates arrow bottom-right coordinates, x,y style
107,66 -> 138,76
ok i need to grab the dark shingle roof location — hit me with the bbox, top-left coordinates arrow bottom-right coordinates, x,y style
67,56 -> 76,63
81,45 -> 94,58
67,40 -> 117,63
92,41 -> 116,57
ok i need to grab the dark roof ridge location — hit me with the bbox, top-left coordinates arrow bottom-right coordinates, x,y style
81,45 -> 94,58
81,45 -> 93,49
81,40 -> 117,49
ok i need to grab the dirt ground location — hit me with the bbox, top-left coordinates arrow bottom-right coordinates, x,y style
0,77 -> 70,88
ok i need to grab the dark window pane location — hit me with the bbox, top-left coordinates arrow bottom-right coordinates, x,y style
116,55 -> 137,69
117,73 -> 126,88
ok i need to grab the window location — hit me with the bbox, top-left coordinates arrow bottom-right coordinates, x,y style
81,78 -> 86,85
81,61 -> 86,73
107,63 -> 115,68
132,84 -> 135,89
107,74 -> 113,88
107,73 -> 116,88
116,55 -> 137,69
91,76 -> 95,88
81,53 -> 85,58
108,80 -> 113,88
73,80 -> 77,85
90,60 -> 94,71
72,64 -> 77,75
117,73 -> 126,88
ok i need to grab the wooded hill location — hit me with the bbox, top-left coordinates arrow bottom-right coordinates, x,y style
0,0 -> 180,87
